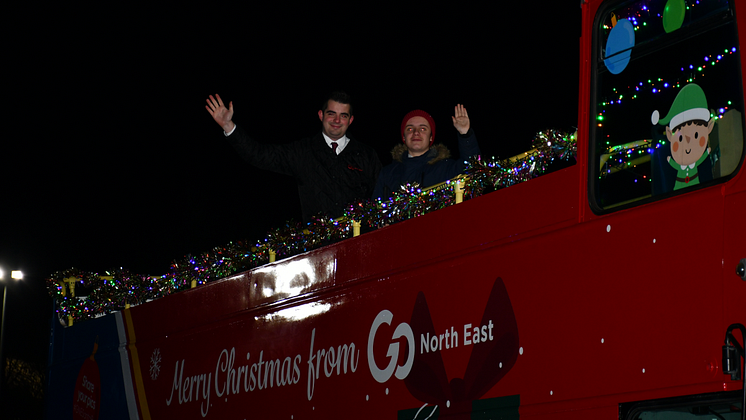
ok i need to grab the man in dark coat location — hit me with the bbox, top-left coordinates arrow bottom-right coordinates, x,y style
372,105 -> 480,199
206,91 -> 381,222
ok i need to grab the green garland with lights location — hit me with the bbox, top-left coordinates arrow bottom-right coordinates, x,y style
47,129 -> 577,325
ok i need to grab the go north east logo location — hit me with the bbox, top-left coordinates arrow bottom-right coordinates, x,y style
367,278 -> 520,418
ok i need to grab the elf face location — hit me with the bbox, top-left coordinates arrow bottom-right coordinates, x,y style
665,119 -> 714,166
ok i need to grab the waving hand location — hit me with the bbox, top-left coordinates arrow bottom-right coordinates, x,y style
205,94 -> 236,133
451,104 -> 470,135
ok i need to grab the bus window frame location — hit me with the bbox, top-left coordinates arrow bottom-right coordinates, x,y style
619,390 -> 743,419
587,0 -> 746,215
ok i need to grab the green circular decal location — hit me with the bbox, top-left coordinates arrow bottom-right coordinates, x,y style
662,0 -> 686,33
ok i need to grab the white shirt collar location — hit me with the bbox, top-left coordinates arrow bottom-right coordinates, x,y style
322,133 -> 349,154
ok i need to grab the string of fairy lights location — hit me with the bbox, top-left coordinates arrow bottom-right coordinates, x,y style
46,130 -> 577,325
602,0 -> 719,33
597,42 -> 738,180
599,45 -> 738,114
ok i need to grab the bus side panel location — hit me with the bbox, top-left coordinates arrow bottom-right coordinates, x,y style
46,312 -> 136,420
114,178 -> 733,419
723,189 -> 746,330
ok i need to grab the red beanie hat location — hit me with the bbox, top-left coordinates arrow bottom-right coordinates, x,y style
401,110 -> 436,145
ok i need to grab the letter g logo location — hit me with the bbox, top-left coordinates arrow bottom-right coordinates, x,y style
367,310 -> 414,383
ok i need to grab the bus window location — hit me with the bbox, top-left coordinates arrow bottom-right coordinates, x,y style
590,0 -> 744,212
620,390 -> 743,419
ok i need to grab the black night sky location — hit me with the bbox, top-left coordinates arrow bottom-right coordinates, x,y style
1,3 -> 581,412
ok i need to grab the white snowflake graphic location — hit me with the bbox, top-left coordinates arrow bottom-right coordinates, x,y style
149,348 -> 162,380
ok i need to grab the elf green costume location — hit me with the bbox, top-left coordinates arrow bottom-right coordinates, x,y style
651,83 -> 712,190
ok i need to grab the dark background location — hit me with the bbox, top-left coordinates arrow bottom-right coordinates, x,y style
1,3 -> 581,416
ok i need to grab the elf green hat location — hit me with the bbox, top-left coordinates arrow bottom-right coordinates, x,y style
651,83 -> 710,128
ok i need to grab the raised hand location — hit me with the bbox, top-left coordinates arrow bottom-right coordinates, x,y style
205,94 -> 235,133
451,104 -> 470,135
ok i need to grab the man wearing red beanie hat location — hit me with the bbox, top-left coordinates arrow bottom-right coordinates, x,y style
372,104 -> 480,198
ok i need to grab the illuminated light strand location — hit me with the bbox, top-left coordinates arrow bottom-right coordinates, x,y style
601,46 -> 738,109
603,0 -> 708,32
599,138 -> 668,180
46,130 -> 577,325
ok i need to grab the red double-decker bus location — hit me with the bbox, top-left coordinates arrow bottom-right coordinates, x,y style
47,0 -> 746,418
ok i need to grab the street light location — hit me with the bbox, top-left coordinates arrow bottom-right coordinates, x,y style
0,268 -> 23,396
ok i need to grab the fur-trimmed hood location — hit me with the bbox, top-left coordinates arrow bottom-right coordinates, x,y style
390,143 -> 452,164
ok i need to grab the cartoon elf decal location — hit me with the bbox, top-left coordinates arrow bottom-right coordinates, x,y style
651,83 -> 713,190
